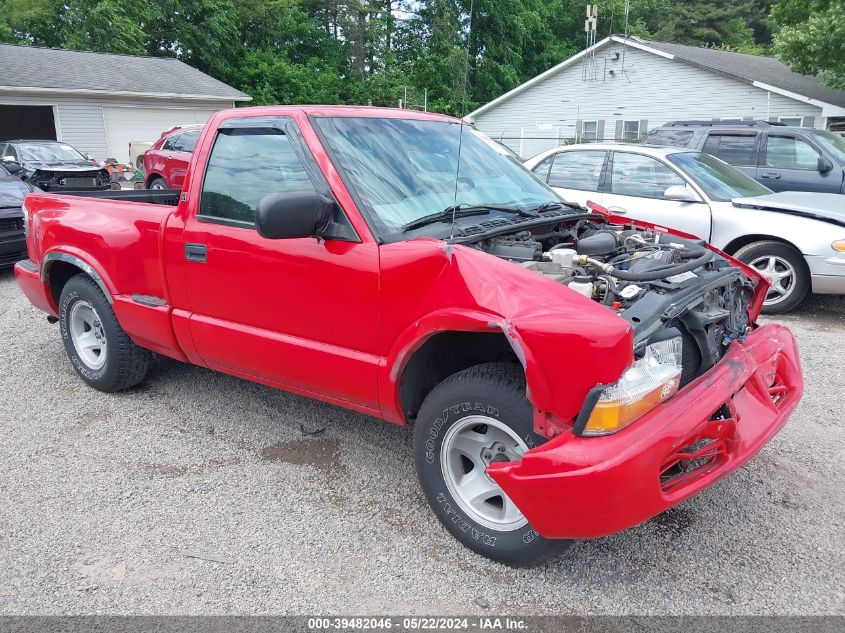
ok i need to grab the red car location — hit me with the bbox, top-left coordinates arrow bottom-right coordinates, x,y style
15,106 -> 802,566
141,125 -> 203,190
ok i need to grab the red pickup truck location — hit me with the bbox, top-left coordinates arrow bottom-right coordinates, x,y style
15,106 -> 802,566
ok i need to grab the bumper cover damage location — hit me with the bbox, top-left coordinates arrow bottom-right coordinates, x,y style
488,323 -> 802,540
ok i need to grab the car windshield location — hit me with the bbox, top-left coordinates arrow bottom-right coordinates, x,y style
17,142 -> 87,162
811,130 -> 845,164
667,151 -> 771,201
313,116 -> 560,237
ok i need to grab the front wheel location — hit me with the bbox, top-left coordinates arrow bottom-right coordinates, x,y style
733,241 -> 809,314
414,363 -> 572,567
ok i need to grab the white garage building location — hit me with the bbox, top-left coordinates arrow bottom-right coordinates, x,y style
0,44 -> 251,163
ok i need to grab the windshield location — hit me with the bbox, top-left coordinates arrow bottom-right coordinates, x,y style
314,117 -> 560,237
812,130 -> 845,164
17,142 -> 87,163
667,152 -> 771,201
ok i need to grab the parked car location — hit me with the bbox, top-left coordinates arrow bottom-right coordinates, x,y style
642,120 -> 845,194
14,106 -> 802,566
0,162 -> 33,267
525,143 -> 845,313
0,140 -> 112,192
142,125 -> 203,190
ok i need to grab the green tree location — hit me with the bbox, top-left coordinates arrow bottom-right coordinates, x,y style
771,0 -> 845,89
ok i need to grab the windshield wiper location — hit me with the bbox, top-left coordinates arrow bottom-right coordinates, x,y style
401,204 -> 538,232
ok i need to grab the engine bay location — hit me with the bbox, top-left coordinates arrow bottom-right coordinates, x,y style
472,215 -> 757,387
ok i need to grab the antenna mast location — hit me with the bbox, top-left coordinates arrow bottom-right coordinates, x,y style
582,4 -> 598,81
621,0 -> 631,75
449,0 -> 475,241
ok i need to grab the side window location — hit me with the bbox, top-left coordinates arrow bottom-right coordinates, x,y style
174,131 -> 200,153
162,135 -> 178,151
547,151 -> 606,191
610,152 -> 684,199
643,129 -> 694,147
701,133 -> 756,166
765,136 -> 820,170
531,155 -> 554,182
199,127 -> 315,224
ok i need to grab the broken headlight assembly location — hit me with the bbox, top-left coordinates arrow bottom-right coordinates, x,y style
581,337 -> 683,436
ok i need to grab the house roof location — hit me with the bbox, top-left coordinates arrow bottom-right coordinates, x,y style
468,35 -> 845,119
639,38 -> 845,109
0,44 -> 251,101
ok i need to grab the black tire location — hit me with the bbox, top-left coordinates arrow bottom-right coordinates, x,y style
414,362 -> 573,567
147,176 -> 166,190
733,240 -> 809,314
59,274 -> 151,391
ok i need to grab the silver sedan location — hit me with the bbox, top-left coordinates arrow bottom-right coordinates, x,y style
524,143 -> 845,313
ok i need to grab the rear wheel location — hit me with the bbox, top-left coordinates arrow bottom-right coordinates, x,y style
734,241 -> 809,314
414,363 -> 573,567
148,176 -> 167,190
59,274 -> 151,391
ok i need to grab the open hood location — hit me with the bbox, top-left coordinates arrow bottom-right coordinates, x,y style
732,192 -> 845,228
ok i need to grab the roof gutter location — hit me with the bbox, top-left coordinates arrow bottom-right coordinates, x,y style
0,85 -> 252,102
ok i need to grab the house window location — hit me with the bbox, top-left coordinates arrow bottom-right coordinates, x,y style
778,117 -> 803,127
581,121 -> 598,141
623,120 -> 640,141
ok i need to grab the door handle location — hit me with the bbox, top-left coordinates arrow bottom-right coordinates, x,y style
607,206 -> 628,214
760,173 -> 782,179
185,243 -> 207,263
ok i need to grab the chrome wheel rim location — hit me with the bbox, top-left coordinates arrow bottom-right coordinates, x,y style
749,255 -> 797,306
440,415 -> 528,531
69,301 -> 107,370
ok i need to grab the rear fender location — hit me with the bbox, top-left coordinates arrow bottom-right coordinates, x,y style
40,250 -> 115,305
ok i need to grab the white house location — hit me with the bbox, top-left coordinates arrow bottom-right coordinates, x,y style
0,44 -> 251,163
468,35 -> 845,158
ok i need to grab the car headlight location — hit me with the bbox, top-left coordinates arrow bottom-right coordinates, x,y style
582,337 -> 683,436
832,240 -> 845,253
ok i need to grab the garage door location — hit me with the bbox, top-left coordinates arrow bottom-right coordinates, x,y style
102,106 -> 219,164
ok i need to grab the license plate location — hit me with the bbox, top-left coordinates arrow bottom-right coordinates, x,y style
64,177 -> 96,188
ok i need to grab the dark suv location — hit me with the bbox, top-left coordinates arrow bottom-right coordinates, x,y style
643,120 -> 845,194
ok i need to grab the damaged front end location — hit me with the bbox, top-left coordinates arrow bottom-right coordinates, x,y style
467,211 -> 762,437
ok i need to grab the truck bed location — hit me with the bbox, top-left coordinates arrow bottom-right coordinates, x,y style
56,188 -> 181,206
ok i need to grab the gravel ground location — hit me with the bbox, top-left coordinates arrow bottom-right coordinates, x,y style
0,267 -> 843,616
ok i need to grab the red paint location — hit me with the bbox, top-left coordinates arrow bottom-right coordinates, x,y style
488,323 -> 802,539
142,125 -> 202,189
14,106 -> 802,540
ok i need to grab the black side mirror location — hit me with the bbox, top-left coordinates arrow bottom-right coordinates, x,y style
255,190 -> 333,240
3,161 -> 23,175
818,157 -> 833,173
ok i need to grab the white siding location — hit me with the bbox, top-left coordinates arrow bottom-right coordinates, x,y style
473,43 -> 824,157
0,92 -> 232,160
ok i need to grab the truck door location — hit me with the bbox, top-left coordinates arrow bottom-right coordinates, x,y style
179,116 -> 381,412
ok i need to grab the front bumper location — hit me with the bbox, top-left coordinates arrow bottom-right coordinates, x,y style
0,216 -> 26,268
806,253 -> 845,294
488,323 -> 802,540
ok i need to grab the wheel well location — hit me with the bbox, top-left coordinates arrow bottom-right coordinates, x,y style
722,234 -> 800,256
398,331 -> 520,422
46,261 -> 86,305
145,173 -> 164,188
